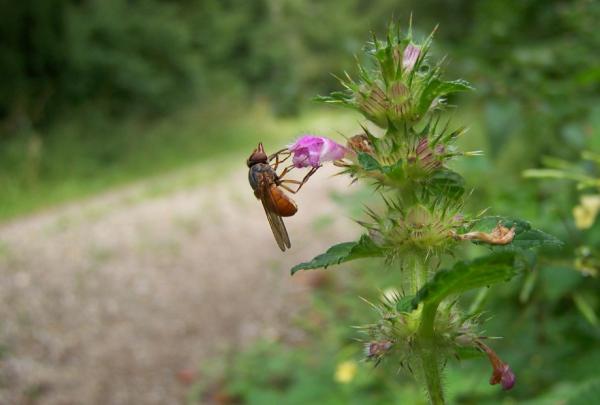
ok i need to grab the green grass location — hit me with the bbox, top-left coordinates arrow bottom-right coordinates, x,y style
0,103 -> 360,221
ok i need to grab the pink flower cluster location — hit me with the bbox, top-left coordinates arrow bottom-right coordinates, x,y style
288,135 -> 348,168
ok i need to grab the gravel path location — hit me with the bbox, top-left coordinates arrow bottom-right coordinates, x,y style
0,164 -> 357,404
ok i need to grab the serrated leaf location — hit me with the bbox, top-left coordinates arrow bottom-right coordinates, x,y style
417,79 -> 473,115
468,216 -> 563,251
291,235 -> 383,274
412,252 -> 518,308
429,170 -> 465,199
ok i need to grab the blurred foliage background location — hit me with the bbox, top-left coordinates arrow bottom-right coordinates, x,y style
1,0 -> 599,404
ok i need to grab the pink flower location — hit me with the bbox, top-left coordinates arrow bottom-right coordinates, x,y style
403,44 -> 420,72
493,363 -> 516,391
288,135 -> 348,168
364,340 -> 393,359
477,340 -> 516,391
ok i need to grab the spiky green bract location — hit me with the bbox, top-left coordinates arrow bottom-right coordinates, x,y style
357,292 -> 482,370
316,23 -> 473,128
363,199 -> 464,263
337,119 -> 469,194
290,198 -> 465,275
292,20 -> 559,405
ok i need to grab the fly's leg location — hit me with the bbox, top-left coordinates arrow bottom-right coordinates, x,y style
279,184 -> 296,194
268,148 -> 289,161
269,149 -> 290,171
276,163 -> 298,181
279,166 -> 319,194
271,153 -> 281,171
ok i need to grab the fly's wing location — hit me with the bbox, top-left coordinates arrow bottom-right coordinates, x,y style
256,176 -> 291,251
262,198 -> 291,251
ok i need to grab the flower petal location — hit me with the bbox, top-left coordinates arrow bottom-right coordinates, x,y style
500,365 -> 516,390
288,135 -> 347,168
403,44 -> 420,72
477,339 -> 516,391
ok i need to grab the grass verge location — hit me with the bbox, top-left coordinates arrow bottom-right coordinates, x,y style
0,103 -> 359,222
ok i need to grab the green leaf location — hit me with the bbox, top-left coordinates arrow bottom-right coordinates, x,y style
395,295 -> 416,312
374,41 -> 396,85
314,91 -> 353,106
519,270 -> 537,303
468,216 -> 563,251
455,346 -> 485,360
382,160 -> 404,182
412,252 -> 518,308
573,293 -> 599,327
357,152 -> 382,171
429,170 -> 465,199
417,79 -> 473,115
357,153 -> 405,183
290,234 -> 383,274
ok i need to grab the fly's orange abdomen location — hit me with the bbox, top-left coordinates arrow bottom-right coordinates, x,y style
269,186 -> 298,217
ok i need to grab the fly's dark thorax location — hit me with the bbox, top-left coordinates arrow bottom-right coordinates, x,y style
248,163 -> 277,191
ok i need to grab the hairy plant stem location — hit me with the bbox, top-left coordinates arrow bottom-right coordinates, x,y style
417,303 -> 445,404
407,254 -> 428,294
411,258 -> 445,405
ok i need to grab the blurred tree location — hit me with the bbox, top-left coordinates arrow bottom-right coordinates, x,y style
467,0 -> 600,170
63,0 -> 199,113
0,0 -> 67,129
1,0 -> 597,148
0,0 -> 406,130
1,0 -> 200,130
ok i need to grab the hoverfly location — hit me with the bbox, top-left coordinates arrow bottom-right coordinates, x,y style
247,143 -> 318,251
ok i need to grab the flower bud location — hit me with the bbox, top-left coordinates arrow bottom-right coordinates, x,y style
409,138 -> 444,172
402,44 -> 420,72
357,85 -> 389,127
388,82 -> 411,122
365,340 -> 393,359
